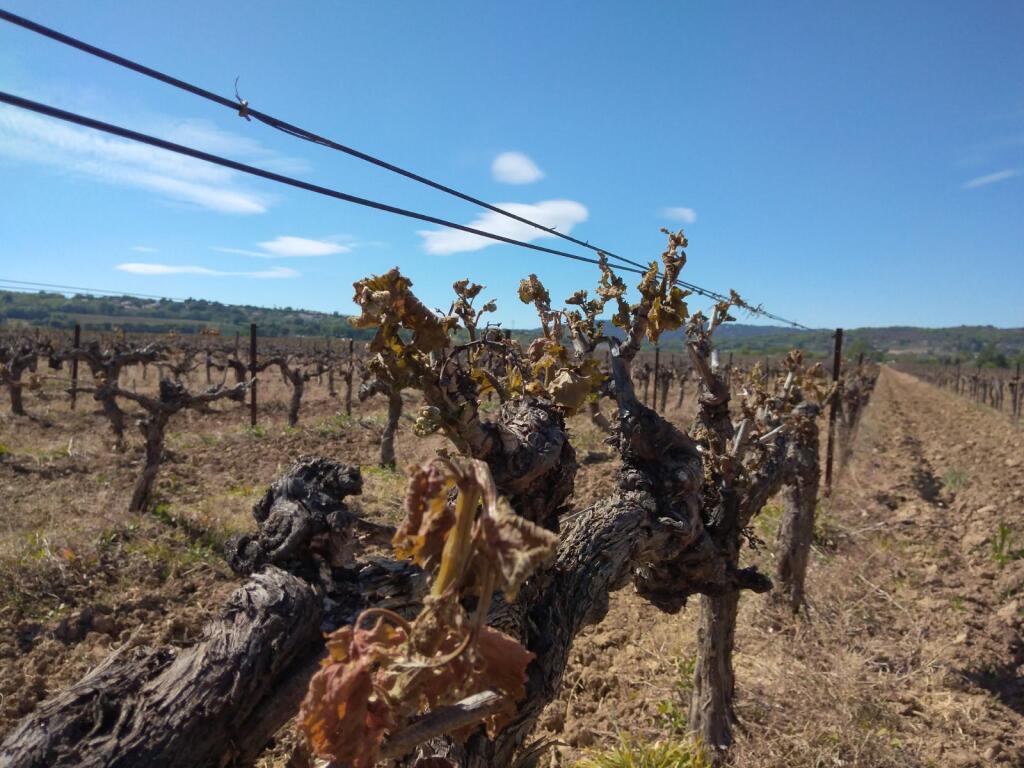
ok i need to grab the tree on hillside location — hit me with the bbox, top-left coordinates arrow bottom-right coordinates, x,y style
976,342 -> 1009,369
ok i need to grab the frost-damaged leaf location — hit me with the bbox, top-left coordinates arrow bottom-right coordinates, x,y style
517,274 -> 550,307
453,278 -> 483,300
477,495 -> 558,600
548,367 -> 593,414
519,274 -> 561,340
468,459 -> 558,600
303,455 -> 553,762
299,615 -> 407,768
352,268 -> 453,352
477,625 -> 533,704
393,462 -> 456,569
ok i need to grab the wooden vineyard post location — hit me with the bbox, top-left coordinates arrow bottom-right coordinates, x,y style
653,345 -> 660,413
344,338 -> 355,416
234,331 -> 240,358
1015,362 -> 1022,421
70,323 -> 81,411
824,328 -> 843,497
249,323 -> 258,427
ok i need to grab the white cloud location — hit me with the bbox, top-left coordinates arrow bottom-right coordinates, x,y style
659,206 -> 698,224
157,118 -> 310,175
492,151 -> 544,184
214,247 -> 270,258
131,246 -> 158,253
214,235 -> 353,259
0,106 -> 272,214
256,236 -> 351,257
116,263 -> 298,279
962,169 -> 1020,190
418,199 -> 588,255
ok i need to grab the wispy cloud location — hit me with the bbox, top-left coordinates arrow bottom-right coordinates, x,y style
131,245 -> 158,253
116,263 -> 298,279
157,118 -> 310,175
492,151 -> 544,184
659,206 -> 697,224
962,169 -> 1020,190
214,235 -> 353,259
0,107 -> 292,214
418,199 -> 587,255
256,236 -> 351,257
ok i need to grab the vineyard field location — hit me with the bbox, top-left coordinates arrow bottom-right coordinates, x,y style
0,353 -> 1021,766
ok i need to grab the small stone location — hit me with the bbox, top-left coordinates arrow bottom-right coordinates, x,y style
960,529 -> 988,553
997,600 -> 1020,622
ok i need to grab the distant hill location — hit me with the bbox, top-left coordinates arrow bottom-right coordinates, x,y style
2,289 -> 1021,366
707,324 -> 1024,364
0,289 -> 372,340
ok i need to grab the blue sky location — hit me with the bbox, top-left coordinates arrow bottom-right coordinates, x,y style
1,0 -> 1022,329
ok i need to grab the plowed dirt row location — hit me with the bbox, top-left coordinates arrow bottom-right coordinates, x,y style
540,367 -> 1024,767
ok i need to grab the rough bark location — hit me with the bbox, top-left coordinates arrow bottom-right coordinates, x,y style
685,338 -> 779,758
288,376 -> 305,428
128,413 -> 169,514
776,403 -> 823,612
8,381 -> 25,416
0,567 -> 322,768
1,457 -> 380,768
478,396 -> 577,530
359,377 -> 403,469
415,347 -> 745,767
690,590 -> 739,751
381,389 -> 402,468
0,342 -> 37,416
97,387 -> 126,446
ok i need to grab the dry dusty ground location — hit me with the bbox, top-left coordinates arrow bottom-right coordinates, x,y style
1,365 -> 1022,767
537,367 -> 1024,767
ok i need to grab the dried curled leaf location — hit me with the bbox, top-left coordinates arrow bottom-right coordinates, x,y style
392,462 -> 455,569
477,495 -> 558,600
299,616 -> 406,768
302,458 -> 552,764
548,367 -> 593,413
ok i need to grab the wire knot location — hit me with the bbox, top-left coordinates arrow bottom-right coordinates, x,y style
234,77 -> 251,121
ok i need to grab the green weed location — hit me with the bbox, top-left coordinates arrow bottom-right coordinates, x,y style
942,469 -> 969,492
656,655 -> 696,734
315,413 -> 355,437
244,424 -> 268,440
574,736 -> 710,768
992,521 -> 1024,568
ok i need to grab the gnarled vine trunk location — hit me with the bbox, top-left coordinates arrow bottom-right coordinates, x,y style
381,389 -> 402,468
0,568 -> 322,768
128,409 -> 177,514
